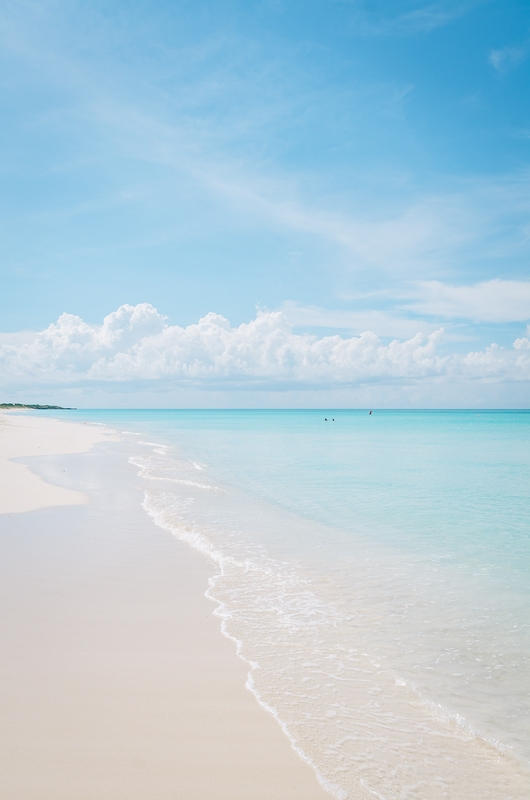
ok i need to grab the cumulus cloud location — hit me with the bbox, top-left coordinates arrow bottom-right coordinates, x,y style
1,304 -> 529,390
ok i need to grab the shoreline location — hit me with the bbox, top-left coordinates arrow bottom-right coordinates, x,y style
3,410 -> 528,799
125,410 -> 530,800
0,413 -> 331,799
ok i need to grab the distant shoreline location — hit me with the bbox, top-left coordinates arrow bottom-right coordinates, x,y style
0,404 -> 75,410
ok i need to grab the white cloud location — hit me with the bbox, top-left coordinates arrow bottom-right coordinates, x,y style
402,279 -> 530,322
489,40 -> 529,73
280,301 -> 441,339
0,331 -> 38,346
1,304 -> 529,391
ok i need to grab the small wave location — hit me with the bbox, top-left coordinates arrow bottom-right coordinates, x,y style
146,475 -> 223,491
129,455 -> 222,492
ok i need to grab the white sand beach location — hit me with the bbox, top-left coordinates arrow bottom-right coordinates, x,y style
0,413 -> 114,513
0,412 -> 331,800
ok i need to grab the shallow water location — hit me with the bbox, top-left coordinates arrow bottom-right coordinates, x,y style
35,409 -> 530,798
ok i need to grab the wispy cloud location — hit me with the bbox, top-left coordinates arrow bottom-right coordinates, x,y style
489,38 -> 530,73
280,301 -> 441,339
0,1 -> 529,285
403,279 -> 530,322
386,1 -> 481,35
337,0 -> 485,36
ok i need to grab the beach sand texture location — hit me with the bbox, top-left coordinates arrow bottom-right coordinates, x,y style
0,413 -> 114,513
0,413 -> 331,800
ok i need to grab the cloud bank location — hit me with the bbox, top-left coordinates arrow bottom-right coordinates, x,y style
1,304 -> 529,393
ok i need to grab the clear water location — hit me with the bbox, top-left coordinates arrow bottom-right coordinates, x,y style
34,409 -> 530,798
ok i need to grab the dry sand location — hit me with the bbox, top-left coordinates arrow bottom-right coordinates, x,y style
0,413 -> 330,799
0,412 -> 116,513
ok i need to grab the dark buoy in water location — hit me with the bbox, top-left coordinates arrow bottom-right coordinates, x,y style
369,410 -> 372,415
325,418 -> 328,421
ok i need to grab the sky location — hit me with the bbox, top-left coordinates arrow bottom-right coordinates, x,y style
0,0 -> 529,407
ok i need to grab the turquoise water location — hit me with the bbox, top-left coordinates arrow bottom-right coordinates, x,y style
35,409 -> 530,798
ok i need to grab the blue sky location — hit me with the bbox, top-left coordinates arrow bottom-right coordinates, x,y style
0,0 -> 529,406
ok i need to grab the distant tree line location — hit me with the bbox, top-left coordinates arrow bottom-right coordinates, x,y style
0,403 -> 74,409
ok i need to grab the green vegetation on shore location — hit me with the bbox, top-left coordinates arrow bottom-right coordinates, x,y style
0,403 -> 75,410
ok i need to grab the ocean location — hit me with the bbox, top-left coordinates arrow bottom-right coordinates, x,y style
35,409 -> 530,799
